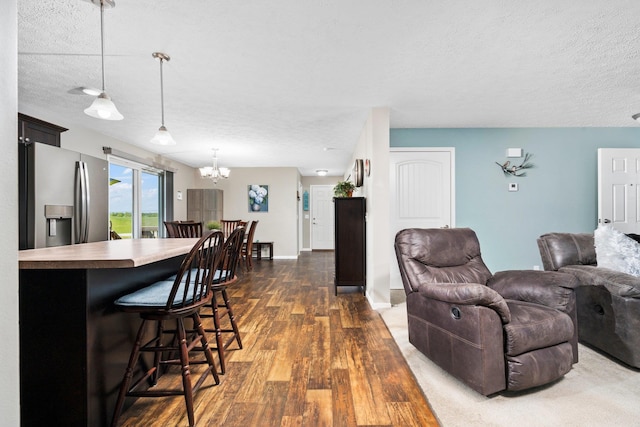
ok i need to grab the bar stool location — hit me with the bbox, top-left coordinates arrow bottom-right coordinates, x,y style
202,226 -> 246,374
110,231 -> 224,427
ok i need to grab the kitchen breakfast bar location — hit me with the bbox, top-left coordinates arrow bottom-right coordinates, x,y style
19,238 -> 200,427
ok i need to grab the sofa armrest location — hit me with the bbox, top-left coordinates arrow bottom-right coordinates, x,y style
487,270 -> 578,312
560,265 -> 640,298
415,283 -> 511,323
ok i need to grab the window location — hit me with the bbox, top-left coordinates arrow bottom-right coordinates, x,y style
109,158 -> 165,239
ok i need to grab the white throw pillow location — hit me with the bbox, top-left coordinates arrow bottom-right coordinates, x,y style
594,224 -> 640,276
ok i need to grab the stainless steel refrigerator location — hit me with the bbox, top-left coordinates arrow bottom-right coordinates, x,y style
19,142 -> 109,249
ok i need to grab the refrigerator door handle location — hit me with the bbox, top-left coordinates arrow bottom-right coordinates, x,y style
83,161 -> 91,243
74,162 -> 82,243
75,161 -> 90,244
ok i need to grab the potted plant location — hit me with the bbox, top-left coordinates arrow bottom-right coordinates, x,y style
333,180 -> 356,198
206,220 -> 221,231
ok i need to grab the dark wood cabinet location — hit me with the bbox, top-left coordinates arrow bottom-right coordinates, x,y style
334,197 -> 366,295
18,113 -> 67,147
186,189 -> 224,225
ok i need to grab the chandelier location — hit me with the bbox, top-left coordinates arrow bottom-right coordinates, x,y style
199,149 -> 230,183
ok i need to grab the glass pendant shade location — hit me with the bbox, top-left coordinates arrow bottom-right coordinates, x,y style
84,92 -> 123,120
150,125 -> 176,146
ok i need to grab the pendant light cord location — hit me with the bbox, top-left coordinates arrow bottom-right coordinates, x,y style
159,57 -> 165,126
100,0 -> 106,92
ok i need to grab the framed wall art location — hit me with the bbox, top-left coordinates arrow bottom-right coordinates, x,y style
248,184 -> 269,212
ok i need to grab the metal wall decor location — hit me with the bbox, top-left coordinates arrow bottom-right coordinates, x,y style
496,152 -> 534,177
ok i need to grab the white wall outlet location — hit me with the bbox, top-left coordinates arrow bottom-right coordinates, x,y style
533,265 -> 541,271
508,183 -> 518,192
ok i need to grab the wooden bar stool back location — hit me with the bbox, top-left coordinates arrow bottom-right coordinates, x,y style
111,231 -> 225,427
202,226 -> 246,373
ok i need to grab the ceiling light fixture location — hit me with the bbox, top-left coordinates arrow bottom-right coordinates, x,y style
316,169 -> 328,176
199,149 -> 230,183
150,52 -> 176,145
633,113 -> 640,122
83,0 -> 123,121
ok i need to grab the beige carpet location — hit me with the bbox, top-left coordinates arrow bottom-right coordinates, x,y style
378,303 -> 640,427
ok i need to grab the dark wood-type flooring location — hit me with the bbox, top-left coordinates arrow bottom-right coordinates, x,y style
117,251 -> 439,426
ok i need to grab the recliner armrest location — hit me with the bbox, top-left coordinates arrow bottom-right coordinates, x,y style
415,283 -> 511,323
488,270 -> 577,312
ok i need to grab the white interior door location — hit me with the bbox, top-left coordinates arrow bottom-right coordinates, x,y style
389,148 -> 455,289
311,185 -> 334,250
598,148 -> 640,234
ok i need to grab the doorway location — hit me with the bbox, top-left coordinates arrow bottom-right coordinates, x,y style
310,185 -> 335,250
389,148 -> 455,289
598,148 -> 640,234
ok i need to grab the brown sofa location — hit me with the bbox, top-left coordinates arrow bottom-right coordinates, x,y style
395,227 -> 578,395
538,232 -> 640,368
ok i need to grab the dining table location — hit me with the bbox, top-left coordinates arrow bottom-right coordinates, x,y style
18,238 -> 199,427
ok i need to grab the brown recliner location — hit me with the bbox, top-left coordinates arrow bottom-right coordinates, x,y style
394,227 -> 578,395
538,232 -> 640,368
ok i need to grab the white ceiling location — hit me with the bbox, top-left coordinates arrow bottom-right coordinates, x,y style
18,1 -> 640,176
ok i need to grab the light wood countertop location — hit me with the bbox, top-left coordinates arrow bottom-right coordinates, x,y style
19,238 -> 199,269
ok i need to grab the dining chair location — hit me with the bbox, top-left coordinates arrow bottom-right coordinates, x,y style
220,219 -> 242,239
202,226 -> 246,374
241,220 -> 259,271
164,220 -> 203,238
110,231 -> 224,427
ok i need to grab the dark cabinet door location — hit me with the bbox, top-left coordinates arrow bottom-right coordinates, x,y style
18,113 -> 67,147
334,197 -> 366,295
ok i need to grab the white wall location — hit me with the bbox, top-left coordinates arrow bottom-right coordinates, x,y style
348,107 -> 391,308
194,167 -> 301,258
1,1 -> 20,424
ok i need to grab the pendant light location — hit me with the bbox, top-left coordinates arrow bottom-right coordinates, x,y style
149,52 -> 176,145
84,0 -> 123,121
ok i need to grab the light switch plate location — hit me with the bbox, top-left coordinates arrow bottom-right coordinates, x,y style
177,190 -> 183,200
509,183 -> 519,192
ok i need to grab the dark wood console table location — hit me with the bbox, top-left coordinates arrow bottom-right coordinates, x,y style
19,239 -> 199,427
252,241 -> 273,260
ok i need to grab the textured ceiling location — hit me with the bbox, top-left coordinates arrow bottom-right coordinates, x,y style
17,1 -> 640,176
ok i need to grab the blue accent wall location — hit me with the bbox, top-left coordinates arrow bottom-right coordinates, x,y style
391,128 -> 640,272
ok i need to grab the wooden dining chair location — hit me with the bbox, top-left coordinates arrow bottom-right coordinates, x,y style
220,219 -> 242,239
110,231 -> 225,427
164,220 -> 203,238
241,220 -> 259,271
202,226 -> 246,374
